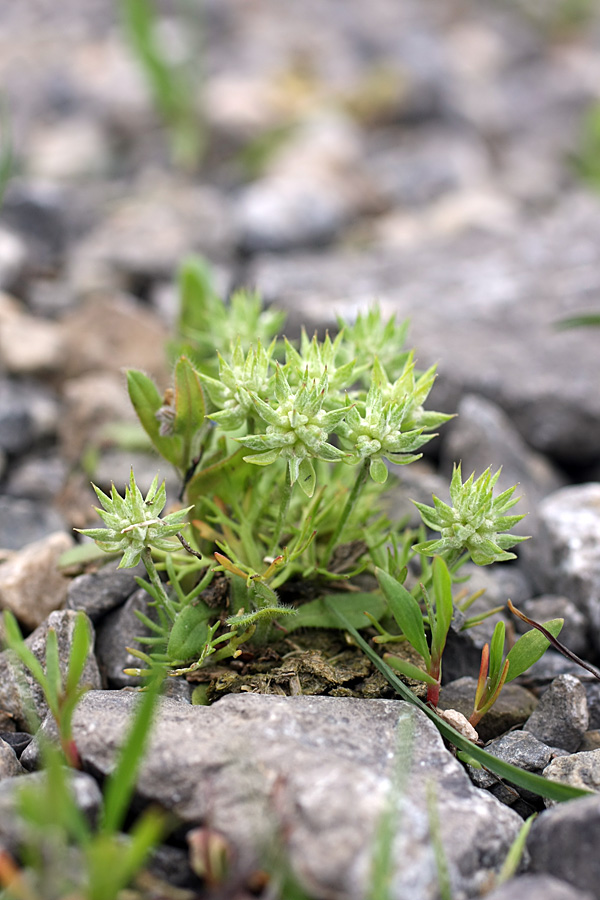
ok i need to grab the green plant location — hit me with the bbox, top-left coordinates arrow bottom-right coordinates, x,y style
119,0 -> 205,171
79,259 -> 559,735
0,628 -> 167,900
2,610 -> 92,768
572,100 -> 600,192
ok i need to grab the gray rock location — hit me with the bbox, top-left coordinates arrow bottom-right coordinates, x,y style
484,730 -> 555,773
528,795 -> 600,897
0,378 -> 59,456
0,497 -> 67,552
0,610 -> 101,730
524,674 -> 588,752
484,874 -> 595,900
520,595 -> 590,659
440,393 -> 565,535
95,588 -> 155,688
521,484 -> 600,644
523,650 -> 594,689
0,739 -> 25,780
0,531 -> 74,629
364,126 -> 490,209
69,176 -> 234,293
586,683 -> 600,731
249,194 -> 600,463
543,750 -> 600,795
4,453 -> 69,502
235,112 -> 370,253
449,560 -> 532,647
71,692 -> 522,899
0,767 -> 102,856
0,227 -> 27,292
0,180 -> 68,271
66,561 -> 146,623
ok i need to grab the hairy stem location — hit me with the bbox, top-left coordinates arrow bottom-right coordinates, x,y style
141,547 -> 172,609
270,465 -> 294,554
323,458 -> 370,566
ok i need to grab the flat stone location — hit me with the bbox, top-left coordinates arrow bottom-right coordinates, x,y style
71,692 -> 522,899
0,531 -> 74,629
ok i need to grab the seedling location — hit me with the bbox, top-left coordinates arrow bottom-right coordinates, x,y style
2,610 -> 92,768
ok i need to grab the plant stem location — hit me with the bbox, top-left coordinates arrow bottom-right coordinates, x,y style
141,547 -> 172,609
270,465 -> 293,554
323,458 -> 370,566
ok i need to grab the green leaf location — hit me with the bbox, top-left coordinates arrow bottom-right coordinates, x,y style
369,457 -> 389,484
298,457 -> 316,497
166,603 -> 212,662
488,620 -> 506,686
431,556 -> 453,659
329,603 -> 590,804
2,610 -> 47,691
383,655 -> 439,685
505,618 -> 563,682
127,370 -> 180,467
100,667 -> 164,835
376,568 -> 431,667
44,628 -> 62,719
286,592 -> 386,632
65,612 -> 92,696
178,256 -> 220,337
173,356 -> 206,471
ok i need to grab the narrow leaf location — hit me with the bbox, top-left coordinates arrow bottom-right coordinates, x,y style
431,556 -> 453,658
505,617 -> 564,683
376,568 -> 431,667
174,356 -> 206,470
383,655 -> 439,685
127,370 -> 180,466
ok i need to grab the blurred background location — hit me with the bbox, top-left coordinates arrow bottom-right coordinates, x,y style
1,0 -> 600,544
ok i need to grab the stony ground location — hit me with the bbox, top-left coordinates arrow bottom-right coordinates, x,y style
1,1 -> 600,899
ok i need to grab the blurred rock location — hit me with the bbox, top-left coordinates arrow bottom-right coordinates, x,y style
0,497 -> 67,552
0,531 -> 74,629
522,484 -> 600,647
0,378 -> 59,455
528,796 -> 600,895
